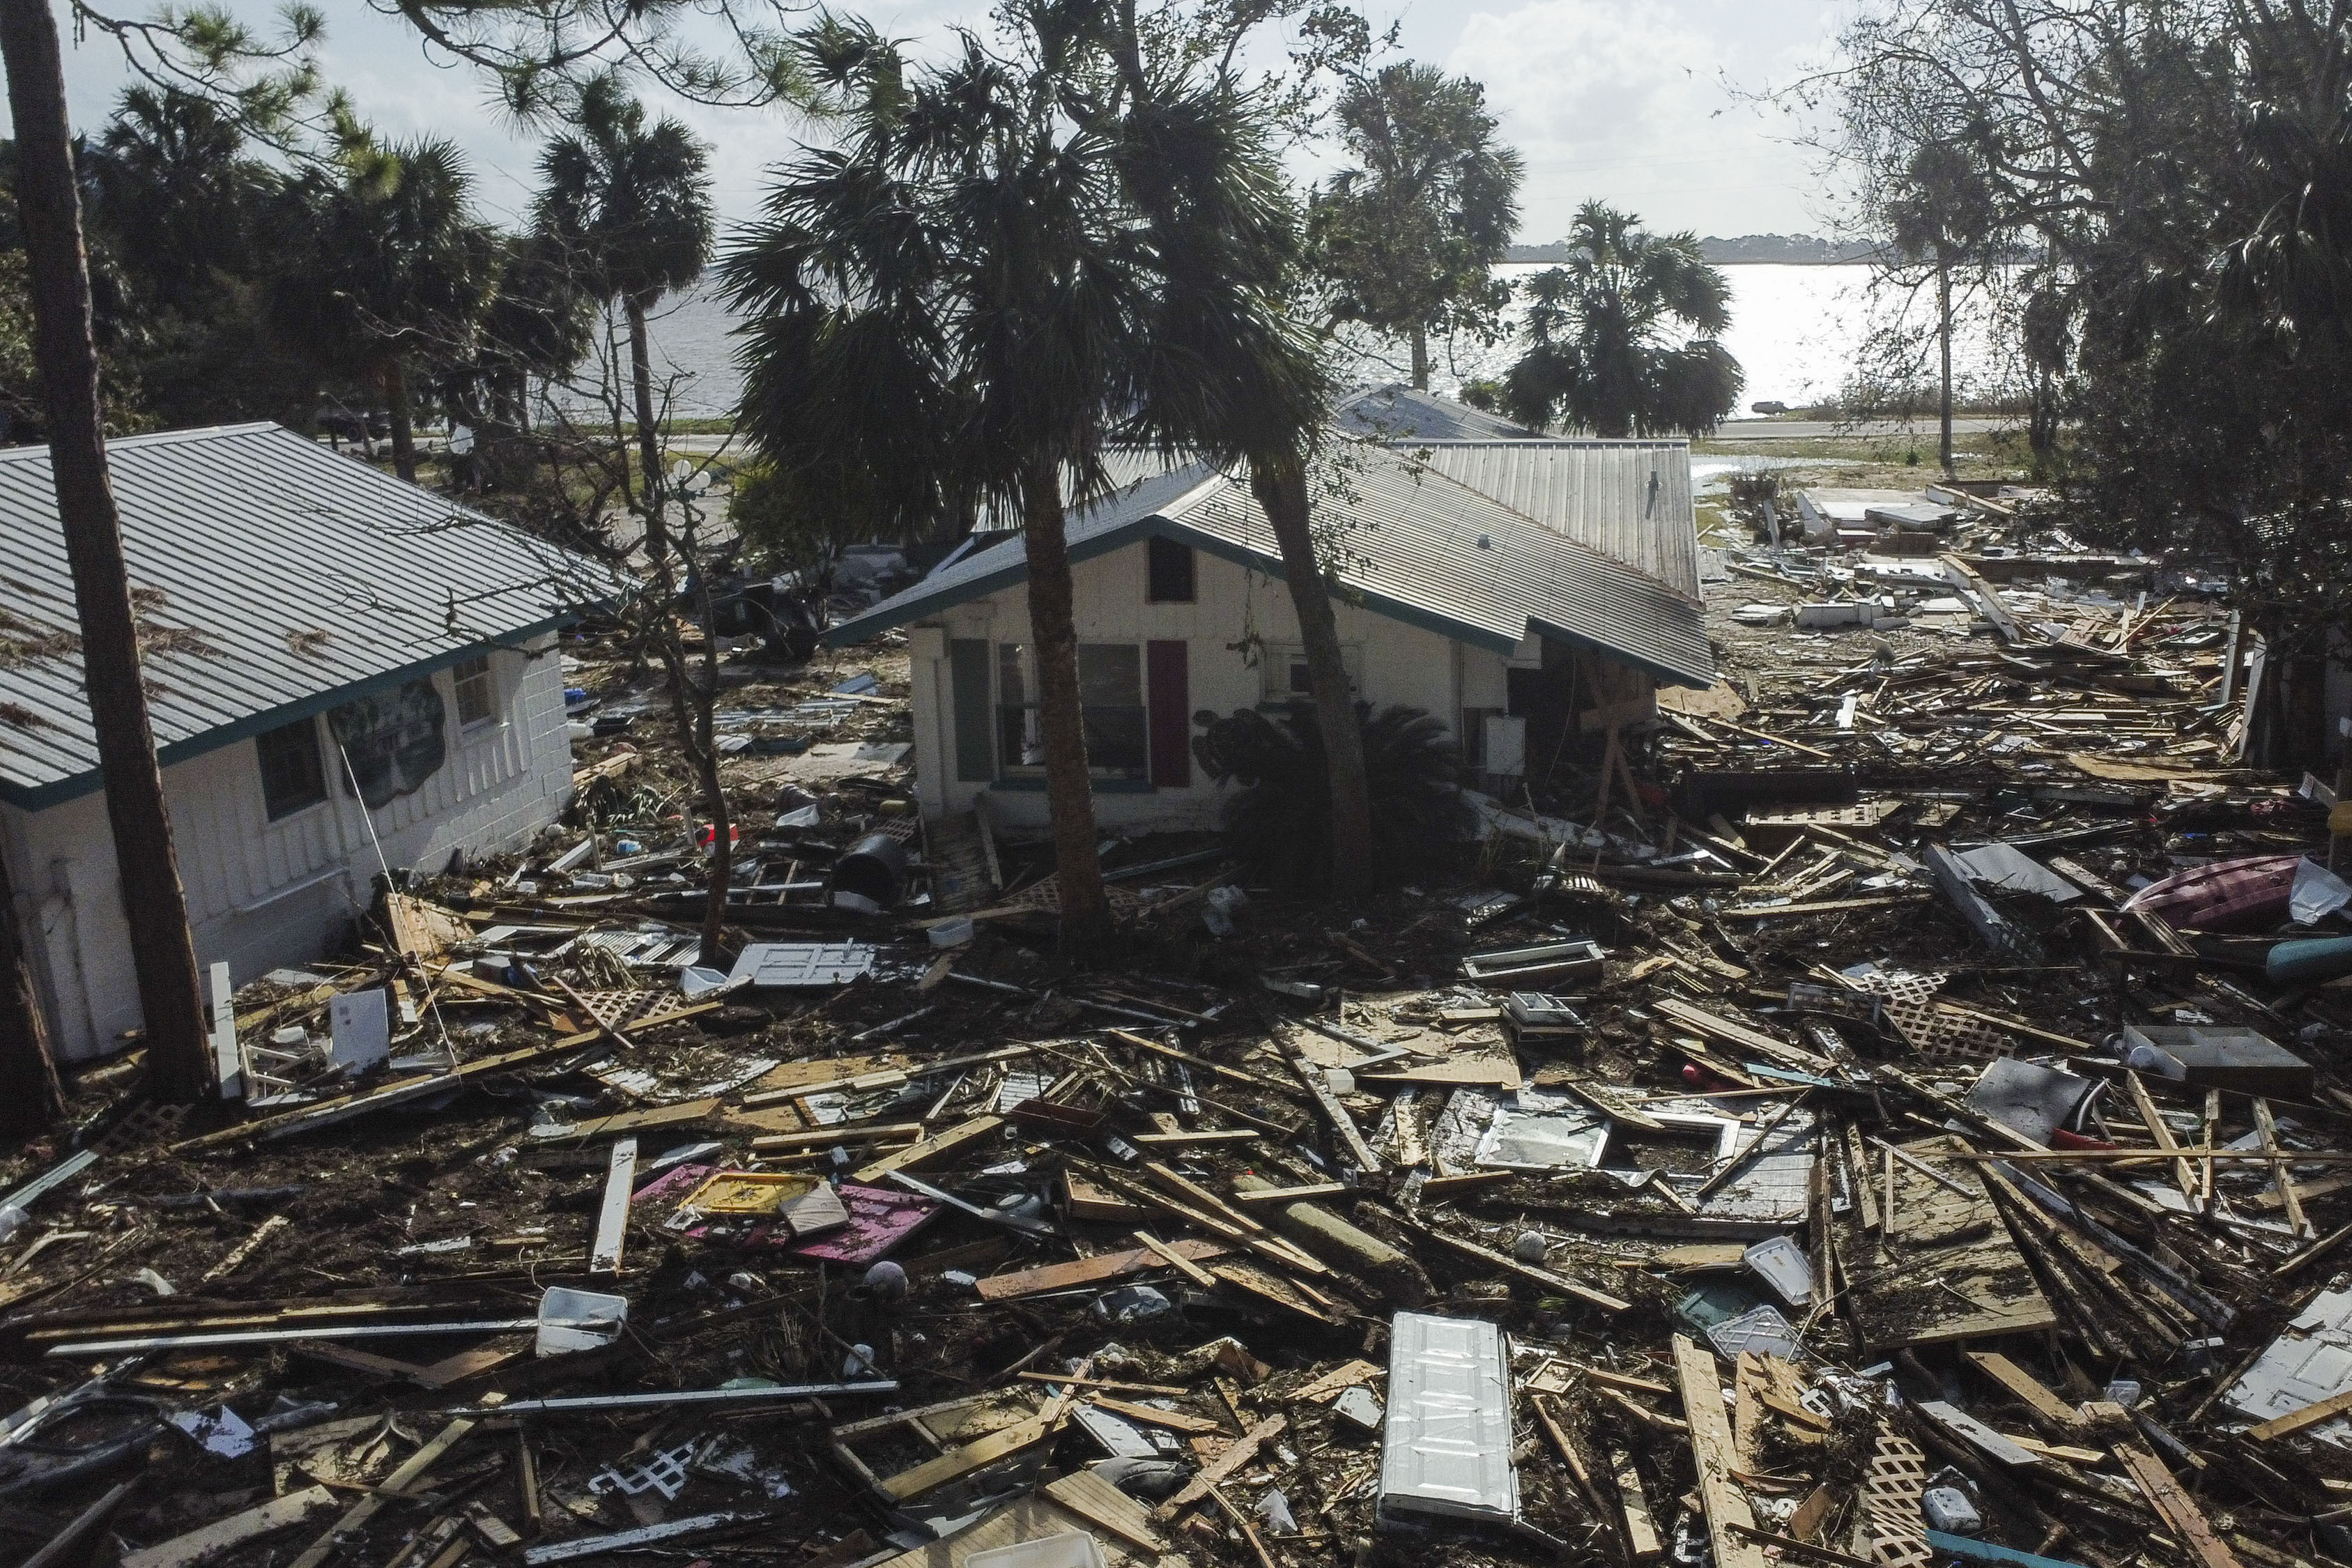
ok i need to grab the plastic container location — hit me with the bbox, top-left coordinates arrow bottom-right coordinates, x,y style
537,1285 -> 629,1357
831,833 -> 910,907
928,916 -> 975,948
966,1533 -> 1105,1568
1921,1486 -> 1981,1534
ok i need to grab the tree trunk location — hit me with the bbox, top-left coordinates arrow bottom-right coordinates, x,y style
384,353 -> 417,483
622,294 -> 730,957
1,0 -> 213,1103
0,831 -> 66,1135
1937,260 -> 1955,477
1250,456 -> 1375,899
1409,325 -> 1429,390
1018,458 -> 1112,958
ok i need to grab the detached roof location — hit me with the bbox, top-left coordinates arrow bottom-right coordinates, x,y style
824,443 -> 1713,688
1,423 -> 622,809
1336,384 -> 1551,443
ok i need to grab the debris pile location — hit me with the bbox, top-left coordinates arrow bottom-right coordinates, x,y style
7,589 -> 2352,1568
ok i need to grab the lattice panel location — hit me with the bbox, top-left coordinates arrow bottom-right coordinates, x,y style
1852,969 -> 1949,1009
1880,995 -> 2017,1063
91,1101 -> 189,1155
573,988 -> 663,1031
1860,1432 -> 1932,1568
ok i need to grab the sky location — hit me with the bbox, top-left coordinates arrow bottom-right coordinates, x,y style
54,0 -> 1849,244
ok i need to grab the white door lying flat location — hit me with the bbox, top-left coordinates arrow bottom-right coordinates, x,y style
1381,1310 -> 1519,1523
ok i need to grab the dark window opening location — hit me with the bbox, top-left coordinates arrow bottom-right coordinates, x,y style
257,718 -> 328,820
1146,535 -> 1196,603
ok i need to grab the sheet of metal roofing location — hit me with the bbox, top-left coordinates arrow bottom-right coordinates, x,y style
1380,1310 -> 1519,1524
1172,447 -> 1712,685
1410,440 -> 1701,599
827,445 -> 1712,686
1337,384 -> 1552,443
0,423 -> 621,799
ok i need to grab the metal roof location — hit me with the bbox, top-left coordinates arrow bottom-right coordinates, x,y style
1408,440 -> 1700,599
1336,384 -> 1551,443
0,423 -> 622,809
824,444 -> 1713,688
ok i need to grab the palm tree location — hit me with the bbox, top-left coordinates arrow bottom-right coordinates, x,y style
1308,62 -> 1521,390
1887,144 -> 2001,475
725,14 -> 1185,958
530,71 -> 713,514
1500,201 -> 1743,439
281,139 -> 500,482
86,86 -> 275,314
1106,63 -> 1380,897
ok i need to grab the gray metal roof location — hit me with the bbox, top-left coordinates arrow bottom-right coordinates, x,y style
825,444 -> 1712,688
1408,440 -> 1700,599
0,423 -> 622,808
1337,384 -> 1551,443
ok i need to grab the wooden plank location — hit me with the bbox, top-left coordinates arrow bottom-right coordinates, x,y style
850,1115 -> 1004,1183
1152,1415 -> 1284,1522
1086,1394 -> 1224,1434
1673,1334 -> 1769,1568
2250,1099 -> 2311,1238
1042,1469 -> 1169,1555
199,1214 -> 289,1286
1142,1162 -> 1265,1231
879,1411 -> 1062,1501
1130,1129 -> 1261,1148
121,1485 -> 337,1568
588,1136 -> 638,1275
1230,1181 -> 1351,1204
2247,1383 -> 2352,1442
2125,1070 -> 2197,1202
1962,1351 -> 2082,1434
1399,1218 -> 1630,1312
1292,1360 -> 1381,1402
1015,1372 -> 1192,1397
286,1398 -> 501,1568
1652,997 -> 1836,1074
1132,1231 -> 1217,1288
975,1239 -> 1229,1302
1287,1052 -> 1382,1174
2107,1429 -> 2243,1568
1614,1447 -> 1664,1562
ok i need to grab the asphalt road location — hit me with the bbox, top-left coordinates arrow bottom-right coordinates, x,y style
1709,417 -> 2006,442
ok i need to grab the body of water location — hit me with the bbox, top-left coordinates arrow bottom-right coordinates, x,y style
628,262 -> 2001,423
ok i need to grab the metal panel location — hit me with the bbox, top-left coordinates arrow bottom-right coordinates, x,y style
727,942 -> 877,988
2227,1283 -> 2352,1443
1380,1310 -> 1519,1524
827,444 -> 1714,690
1411,439 -> 1702,599
0,424 -> 622,803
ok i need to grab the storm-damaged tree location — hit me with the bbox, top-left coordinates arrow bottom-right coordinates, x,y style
725,13 -> 1184,958
532,74 -> 728,953
0,0 -> 212,1103
277,137 -> 501,482
1102,15 -> 1378,896
1306,48 -> 1520,390
1500,201 -> 1742,438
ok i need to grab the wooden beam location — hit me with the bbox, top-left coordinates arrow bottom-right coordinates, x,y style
1962,1351 -> 2082,1436
1086,1394 -> 1224,1434
1132,1231 -> 1218,1288
1614,1447 -> 1664,1562
1152,1415 -> 1285,1522
879,1409 -> 1063,1501
1673,1334 -> 1769,1568
2106,1425 -> 2243,1568
2247,1383 -> 2352,1442
121,1485 -> 335,1568
1229,1181 -> 1352,1204
974,1238 -> 1228,1302
286,1398 -> 501,1568
2250,1099 -> 2311,1239
2124,1070 -> 2197,1201
1286,1052 -> 1382,1173
849,1114 -> 1004,1182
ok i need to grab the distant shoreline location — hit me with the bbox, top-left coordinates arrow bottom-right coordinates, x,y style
1507,237 -> 1879,266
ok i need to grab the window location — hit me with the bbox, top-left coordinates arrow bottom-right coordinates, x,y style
1261,644 -> 1362,706
256,718 -> 327,820
1146,535 -> 1196,603
995,642 -> 1149,781
452,654 -> 497,728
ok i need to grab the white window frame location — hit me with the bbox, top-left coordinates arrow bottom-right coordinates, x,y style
1261,643 -> 1362,706
452,654 -> 500,730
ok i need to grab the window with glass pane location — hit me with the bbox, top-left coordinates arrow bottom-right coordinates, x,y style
1077,643 -> 1146,778
452,654 -> 497,727
256,718 -> 327,820
1261,644 -> 1362,706
996,642 -> 1149,781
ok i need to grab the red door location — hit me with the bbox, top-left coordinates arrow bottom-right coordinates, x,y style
1147,640 -> 1190,787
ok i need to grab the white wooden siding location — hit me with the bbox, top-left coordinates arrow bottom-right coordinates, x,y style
1,640 -> 576,1060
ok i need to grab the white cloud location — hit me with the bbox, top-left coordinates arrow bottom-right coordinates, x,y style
1447,0 -> 1826,240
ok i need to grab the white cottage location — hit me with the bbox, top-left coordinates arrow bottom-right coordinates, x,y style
0,423 -> 615,1059
823,434 -> 1713,831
